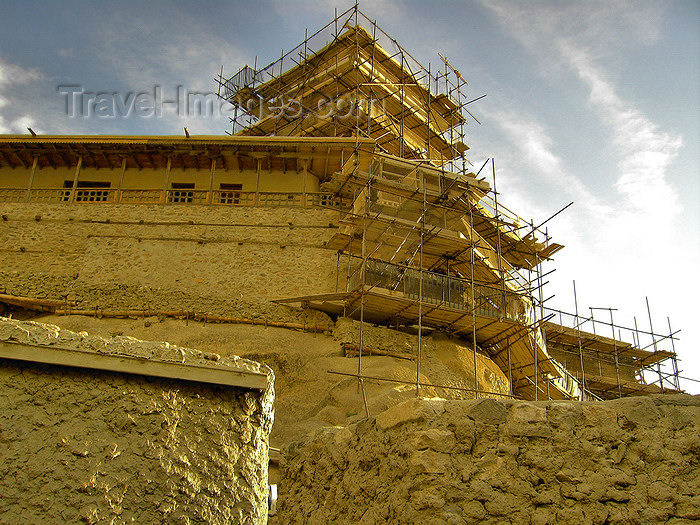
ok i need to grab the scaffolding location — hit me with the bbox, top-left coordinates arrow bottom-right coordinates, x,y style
217,4 -> 681,404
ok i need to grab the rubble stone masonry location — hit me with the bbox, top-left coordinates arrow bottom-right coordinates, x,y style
0,203 -> 339,303
279,395 -> 700,524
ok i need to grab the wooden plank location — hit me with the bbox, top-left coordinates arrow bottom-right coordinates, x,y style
273,291 -> 352,304
0,294 -> 73,309
0,340 -> 268,390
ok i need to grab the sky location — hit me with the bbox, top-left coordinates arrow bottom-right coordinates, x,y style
0,0 -> 698,393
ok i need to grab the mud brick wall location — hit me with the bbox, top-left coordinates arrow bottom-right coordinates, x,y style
0,203 -> 340,303
0,318 -> 274,525
278,395 -> 700,524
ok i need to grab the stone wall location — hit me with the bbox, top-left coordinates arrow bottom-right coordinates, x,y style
0,317 -> 274,525
277,395 -> 700,524
0,203 -> 340,303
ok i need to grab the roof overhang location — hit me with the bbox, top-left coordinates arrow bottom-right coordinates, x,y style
0,134 -> 376,180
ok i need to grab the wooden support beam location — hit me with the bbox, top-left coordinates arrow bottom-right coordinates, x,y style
302,159 -> 308,206
0,150 -> 14,168
255,158 -> 261,205
68,155 -> 82,204
13,151 -> 27,169
116,157 -> 127,203
44,153 -> 57,169
24,156 -> 38,203
208,157 -> 216,204
161,156 -> 172,204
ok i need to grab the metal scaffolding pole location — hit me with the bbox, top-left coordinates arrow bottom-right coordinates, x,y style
469,203 -> 479,399
646,297 -> 664,392
416,177 -> 426,396
573,280 -> 586,400
609,308 -> 622,398
667,317 -> 681,390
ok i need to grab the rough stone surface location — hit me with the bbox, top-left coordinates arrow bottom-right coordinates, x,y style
32,314 -> 511,448
0,318 -> 274,525
0,203 -> 339,304
277,395 -> 700,524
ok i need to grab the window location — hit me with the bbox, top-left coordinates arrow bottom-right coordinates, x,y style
169,182 -> 195,203
219,183 -> 243,204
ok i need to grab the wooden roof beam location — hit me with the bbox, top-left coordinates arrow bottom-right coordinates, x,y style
0,150 -> 15,168
13,151 -> 28,169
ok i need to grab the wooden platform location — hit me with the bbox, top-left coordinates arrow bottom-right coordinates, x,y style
276,286 -> 580,400
543,321 -> 673,364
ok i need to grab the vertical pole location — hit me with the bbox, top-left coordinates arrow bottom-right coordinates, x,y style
68,156 -> 82,204
25,156 -> 38,203
345,184 -> 357,295
446,258 -> 451,305
646,297 -> 664,392
367,20 -> 377,138
506,334 -> 513,397
334,8 -> 340,137
633,316 -> 644,382
529,263 -> 538,401
535,253 -> 548,399
469,202 -> 479,398
400,53 -> 405,157
116,157 -> 127,203
354,7 -> 360,145
426,62 -> 431,161
573,280 -> 586,400
208,157 -> 216,204
162,156 -> 171,204
336,251 -> 340,292
609,308 -> 622,398
302,159 -> 308,207
667,318 -> 680,390
416,177 -> 425,396
255,158 -> 261,206
536,257 -> 548,398
359,181 -> 369,383
492,159 -> 506,320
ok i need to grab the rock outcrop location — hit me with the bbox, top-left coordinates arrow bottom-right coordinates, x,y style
278,395 -> 700,524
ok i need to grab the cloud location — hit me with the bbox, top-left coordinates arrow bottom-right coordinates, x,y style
75,9 -> 247,135
483,0 -> 683,224
0,58 -> 40,86
560,43 -> 683,218
481,0 -> 685,264
482,1 -> 663,59
482,0 -> 697,391
0,57 -> 43,134
487,109 -> 599,204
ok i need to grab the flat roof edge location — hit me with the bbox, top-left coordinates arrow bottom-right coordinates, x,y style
0,134 -> 377,146
0,340 -> 268,390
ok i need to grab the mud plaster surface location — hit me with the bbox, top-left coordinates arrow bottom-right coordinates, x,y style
30,314 -> 508,449
0,318 -> 274,525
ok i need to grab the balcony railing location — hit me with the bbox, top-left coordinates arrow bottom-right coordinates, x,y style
0,189 -> 26,202
0,189 -> 349,209
345,255 -> 528,322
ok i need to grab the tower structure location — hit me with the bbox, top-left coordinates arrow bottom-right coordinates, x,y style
0,6 -> 681,403
216,5 -> 679,401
